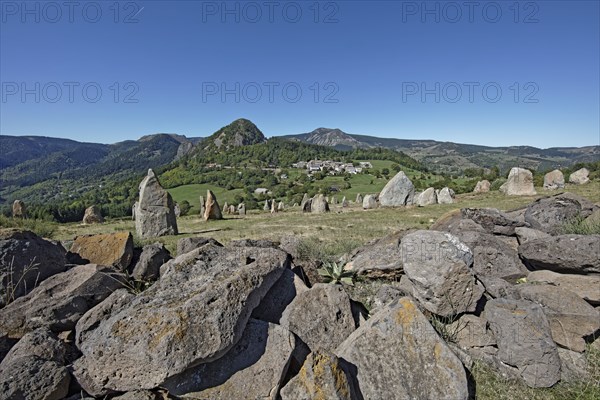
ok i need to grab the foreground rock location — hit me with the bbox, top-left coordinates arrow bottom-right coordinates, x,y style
131,242 -> 172,281
401,230 -> 483,316
162,319 -> 295,398
523,193 -> 597,234
73,244 -> 289,395
252,269 -> 308,324
12,200 -> 27,218
135,169 -> 178,238
69,231 -> 134,270
176,236 -> 222,256
345,230 -> 413,279
473,180 -> 490,193
518,234 -> 600,274
280,351 -> 355,400
432,208 -> 526,236
543,169 -> 565,190
0,329 -> 70,400
500,167 -> 536,196
203,190 -> 223,221
527,270 -> 600,305
0,264 -> 126,338
379,171 -> 415,206
416,187 -> 437,206
0,229 -> 66,307
484,299 -> 560,387
281,284 -> 356,353
569,168 -> 590,184
336,298 -> 469,400
516,284 -> 599,352
82,205 -> 104,224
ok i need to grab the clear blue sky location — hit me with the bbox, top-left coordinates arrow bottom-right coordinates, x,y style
1,0 -> 599,148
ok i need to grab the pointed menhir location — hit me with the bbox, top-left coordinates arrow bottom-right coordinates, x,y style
135,169 -> 178,238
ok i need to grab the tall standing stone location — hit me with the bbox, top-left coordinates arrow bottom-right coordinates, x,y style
82,205 -> 104,224
500,167 -> 536,196
12,200 -> 26,219
379,171 -> 415,206
277,201 -> 284,211
300,194 -> 309,210
135,169 -> 178,238
543,170 -> 565,190
264,200 -> 270,211
237,203 -> 246,216
203,190 -> 222,221
341,196 -> 348,207
355,193 -> 363,204
270,200 -> 277,214
311,194 -> 330,213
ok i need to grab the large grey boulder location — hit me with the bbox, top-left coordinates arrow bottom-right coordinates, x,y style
362,194 -> 377,209
543,169 -> 565,190
527,269 -> 600,305
0,264 -> 125,338
518,234 -> 600,274
460,208 -> 527,235
437,187 -> 455,204
569,168 -> 590,184
401,230 -> 483,316
135,169 -> 178,238
344,230 -> 414,279
0,229 -> 66,307
131,242 -> 172,281
280,284 -> 356,353
516,284 -> 600,352
379,171 -> 415,206
162,319 -> 295,398
203,190 -> 223,221
514,227 -> 551,245
416,187 -> 437,206
500,167 -> 537,196
336,298 -> 469,400
280,351 -> 355,400
484,299 -> 560,387
73,244 -> 289,395
311,194 -> 330,213
252,269 -> 308,324
523,193 -> 597,234
473,180 -> 491,193
0,328 -> 70,400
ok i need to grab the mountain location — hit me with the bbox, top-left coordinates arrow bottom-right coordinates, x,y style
283,128 -> 600,173
201,119 -> 266,152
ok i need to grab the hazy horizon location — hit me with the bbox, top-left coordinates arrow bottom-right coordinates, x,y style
1,1 -> 599,148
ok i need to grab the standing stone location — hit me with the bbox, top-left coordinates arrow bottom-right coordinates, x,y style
311,194 -> 330,213
12,200 -> 27,219
237,203 -> 246,216
379,171 -> 415,206
229,205 -> 236,214
300,193 -> 309,210
484,299 -> 560,387
135,169 -> 178,238
569,168 -> 590,184
174,203 -> 181,218
302,198 -> 312,213
331,197 -> 337,205
543,169 -> 565,190
362,194 -> 377,209
401,230 -> 483,316
437,187 -> 455,204
271,200 -> 277,214
264,200 -> 270,211
203,190 -> 222,221
131,202 -> 137,220
417,187 -> 437,206
277,201 -> 284,211
199,196 -> 205,217
335,298 -> 469,400
341,196 -> 348,207
473,180 -> 491,193
355,193 -> 363,204
82,205 -> 104,224
500,167 -> 537,196
222,202 -> 229,214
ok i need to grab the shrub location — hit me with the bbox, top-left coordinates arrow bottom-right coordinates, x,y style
317,261 -> 355,286
561,216 -> 600,235
0,215 -> 56,239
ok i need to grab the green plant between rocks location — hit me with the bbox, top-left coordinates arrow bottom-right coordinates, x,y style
317,261 -> 356,286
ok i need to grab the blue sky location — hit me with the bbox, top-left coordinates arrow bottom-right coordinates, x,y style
1,0 -> 599,147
